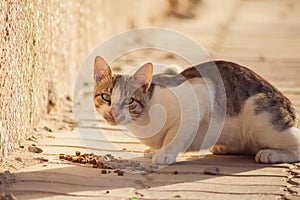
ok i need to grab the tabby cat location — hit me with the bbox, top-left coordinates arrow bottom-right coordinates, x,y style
94,56 -> 300,165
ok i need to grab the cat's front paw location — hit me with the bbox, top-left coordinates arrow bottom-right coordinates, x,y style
255,149 -> 278,163
152,151 -> 177,165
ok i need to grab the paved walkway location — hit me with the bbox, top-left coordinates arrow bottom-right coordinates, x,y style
1,0 -> 300,199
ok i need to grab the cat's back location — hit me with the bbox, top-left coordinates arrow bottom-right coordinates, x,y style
182,60 -> 276,95
180,61 -> 298,130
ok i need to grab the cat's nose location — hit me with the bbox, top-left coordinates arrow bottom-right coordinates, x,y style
109,106 -> 119,118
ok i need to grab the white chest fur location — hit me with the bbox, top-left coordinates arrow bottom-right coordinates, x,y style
125,79 -> 212,151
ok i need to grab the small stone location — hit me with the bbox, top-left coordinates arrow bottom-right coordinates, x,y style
174,194 -> 181,198
15,156 -> 24,162
43,126 -> 53,132
101,169 -> 107,174
172,170 -> 179,175
28,145 -> 43,153
106,190 -> 110,194
204,167 -> 221,175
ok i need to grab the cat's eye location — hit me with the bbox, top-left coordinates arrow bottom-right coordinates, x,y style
101,93 -> 111,102
124,97 -> 134,105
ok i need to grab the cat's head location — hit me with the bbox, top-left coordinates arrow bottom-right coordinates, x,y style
94,56 -> 153,126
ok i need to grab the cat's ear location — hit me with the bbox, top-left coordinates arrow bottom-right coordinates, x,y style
134,62 -> 153,91
94,56 -> 112,84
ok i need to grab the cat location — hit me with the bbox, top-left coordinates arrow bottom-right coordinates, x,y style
94,56 -> 300,165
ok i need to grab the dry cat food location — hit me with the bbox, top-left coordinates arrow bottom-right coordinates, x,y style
59,151 -> 159,173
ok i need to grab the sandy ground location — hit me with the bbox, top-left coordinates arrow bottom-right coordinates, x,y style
1,0 -> 300,199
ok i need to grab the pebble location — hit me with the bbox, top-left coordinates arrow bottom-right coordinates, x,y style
28,145 -> 43,153
172,170 -> 179,175
204,167 -> 221,175
15,156 -> 24,162
43,126 -> 53,132
35,157 -> 49,162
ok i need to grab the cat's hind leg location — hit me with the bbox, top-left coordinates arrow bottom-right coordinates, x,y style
241,95 -> 300,164
255,149 -> 300,163
255,127 -> 300,163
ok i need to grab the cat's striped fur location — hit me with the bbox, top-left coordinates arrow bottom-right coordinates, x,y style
94,56 -> 300,164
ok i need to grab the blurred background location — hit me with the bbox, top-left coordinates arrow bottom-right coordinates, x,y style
1,0 -> 299,160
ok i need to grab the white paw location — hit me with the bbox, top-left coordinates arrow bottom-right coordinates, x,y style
152,151 -> 177,165
255,150 -> 276,163
255,149 -> 298,163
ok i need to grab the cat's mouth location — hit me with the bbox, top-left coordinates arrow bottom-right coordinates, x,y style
104,115 -> 117,126
104,114 -> 129,126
